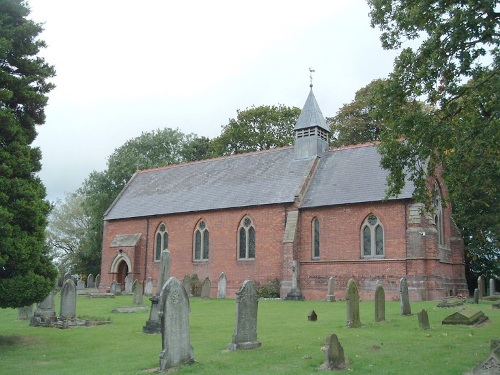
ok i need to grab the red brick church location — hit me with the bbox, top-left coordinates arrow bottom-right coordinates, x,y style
98,87 -> 467,301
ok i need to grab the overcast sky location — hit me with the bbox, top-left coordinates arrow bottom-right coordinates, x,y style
28,0 -> 400,202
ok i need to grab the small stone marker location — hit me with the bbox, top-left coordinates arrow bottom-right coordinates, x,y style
217,272 -> 227,299
76,279 -> 85,290
474,288 -> 479,304
95,274 -> 100,289
319,334 -> 346,370
442,307 -> 488,325
417,309 -> 430,330
87,274 -> 94,288
346,278 -> 361,328
375,282 -> 385,322
60,279 -> 77,319
145,277 -> 153,296
182,274 -> 191,296
124,274 -> 133,294
308,310 -> 318,321
325,276 -> 336,302
400,278 -> 412,316
228,279 -> 262,350
159,277 -> 194,370
201,277 -> 211,299
132,279 -> 144,305
17,305 -> 33,320
472,341 -> 500,375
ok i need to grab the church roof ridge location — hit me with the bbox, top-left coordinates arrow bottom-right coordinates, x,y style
325,141 -> 380,153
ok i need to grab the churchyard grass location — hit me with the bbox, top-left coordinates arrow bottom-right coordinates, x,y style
0,295 -> 498,374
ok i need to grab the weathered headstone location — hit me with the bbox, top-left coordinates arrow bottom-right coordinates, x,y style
375,283 -> 385,322
346,278 -> 361,328
159,277 -> 194,370
319,333 -> 346,370
95,274 -> 100,289
32,290 -> 56,323
325,276 -> 336,302
145,277 -> 154,296
17,305 -> 33,320
478,276 -> 485,297
132,279 -> 144,305
472,341 -> 500,375
474,288 -> 479,304
201,277 -> 211,299
60,279 -> 77,319
76,279 -> 85,290
442,307 -> 488,325
308,310 -> 318,322
111,280 -> 121,295
418,309 -> 430,330
400,278 -> 412,316
157,249 -> 171,295
182,274 -> 191,296
124,274 -> 133,294
490,278 -> 496,296
217,272 -> 227,299
87,274 -> 94,288
228,279 -> 262,350
285,260 -> 304,300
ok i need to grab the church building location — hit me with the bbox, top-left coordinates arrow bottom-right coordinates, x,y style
98,86 -> 467,301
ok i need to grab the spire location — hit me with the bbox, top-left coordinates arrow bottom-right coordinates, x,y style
294,87 -> 329,132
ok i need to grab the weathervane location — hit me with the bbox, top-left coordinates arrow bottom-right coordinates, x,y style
309,67 -> 315,88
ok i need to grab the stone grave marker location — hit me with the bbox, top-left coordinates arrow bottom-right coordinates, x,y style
87,274 -> 94,288
95,274 -> 100,289
437,297 -> 464,308
124,274 -> 133,294
133,279 -> 144,305
76,279 -> 85,290
201,277 -> 211,299
17,305 -> 33,320
60,279 -> 77,319
474,288 -> 479,304
145,277 -> 153,296
490,278 -> 496,296
31,290 -> 56,325
442,307 -> 488,325
319,333 -> 346,370
217,272 -> 227,299
143,249 -> 170,334
346,278 -> 361,328
418,309 -> 430,330
111,280 -> 121,295
159,277 -> 194,370
64,272 -> 71,282
325,276 -> 336,302
375,282 -> 385,322
472,341 -> 500,375
228,279 -> 262,350
182,274 -> 191,296
308,310 -> 317,322
478,276 -> 485,297
400,278 -> 412,316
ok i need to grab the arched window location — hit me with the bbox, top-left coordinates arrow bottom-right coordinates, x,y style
194,220 -> 209,261
312,217 -> 320,259
361,214 -> 384,257
238,216 -> 255,259
433,184 -> 444,245
154,223 -> 168,261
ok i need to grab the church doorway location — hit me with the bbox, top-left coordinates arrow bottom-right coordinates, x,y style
116,260 -> 128,291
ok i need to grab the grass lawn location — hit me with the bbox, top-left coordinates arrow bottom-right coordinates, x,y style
0,294 -> 498,374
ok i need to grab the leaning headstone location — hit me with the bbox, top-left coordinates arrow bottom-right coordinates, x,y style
228,279 -> 262,350
325,277 -> 336,302
124,274 -> 133,294
133,279 -> 144,305
478,276 -> 485,297
308,310 -> 318,322
474,288 -> 480,304
418,309 -> 430,330
95,274 -> 100,289
400,278 -> 412,316
490,278 -> 496,296
76,279 -> 85,290
182,275 -> 191,296
201,277 -> 211,299
145,277 -> 154,296
346,278 -> 361,328
472,341 -> 500,375
87,274 -> 94,288
217,272 -> 227,299
442,307 -> 488,325
60,279 -> 77,319
159,277 -> 194,370
319,333 -> 346,370
375,283 -> 385,322
17,305 -> 33,320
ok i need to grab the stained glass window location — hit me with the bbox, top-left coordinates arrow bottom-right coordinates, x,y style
238,216 -> 255,259
155,223 -> 168,261
361,214 -> 384,257
194,220 -> 209,261
313,218 -> 320,258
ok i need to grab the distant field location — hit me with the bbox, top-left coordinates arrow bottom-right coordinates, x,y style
0,295 -> 498,374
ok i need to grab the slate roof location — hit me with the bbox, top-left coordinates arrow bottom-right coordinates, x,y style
104,147 -> 315,220
294,88 -> 329,132
301,143 -> 415,208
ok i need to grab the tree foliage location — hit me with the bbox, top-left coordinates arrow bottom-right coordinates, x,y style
213,104 -> 300,155
0,0 -> 57,308
367,0 -> 500,276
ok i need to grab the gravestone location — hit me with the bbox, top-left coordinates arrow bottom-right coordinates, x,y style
228,279 -> 262,350
157,249 -> 171,295
437,297 -> 464,308
319,334 -> 346,370
159,277 -> 194,370
60,279 -> 77,319
375,283 -> 385,322
87,274 -> 94,288
182,275 -> 191,296
201,277 -> 211,299
217,272 -> 227,299
472,341 -> 500,375
442,308 -> 488,325
132,279 -> 144,305
346,278 -> 361,328
111,281 -> 121,295
400,278 -> 412,316
124,274 -> 133,294
308,310 -> 317,322
418,309 -> 430,330
17,305 -> 33,320
32,290 -> 56,324
95,274 -> 100,289
76,279 -> 85,290
478,276 -> 485,297
145,277 -> 154,296
490,278 -> 496,296
325,276 -> 336,302
474,288 -> 479,304
285,260 -> 304,300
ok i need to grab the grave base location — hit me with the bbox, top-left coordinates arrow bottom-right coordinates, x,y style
285,289 -> 304,301
227,341 -> 262,351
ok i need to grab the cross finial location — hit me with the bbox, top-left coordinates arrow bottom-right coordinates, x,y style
309,67 -> 315,88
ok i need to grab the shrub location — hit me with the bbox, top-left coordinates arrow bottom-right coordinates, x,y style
255,278 -> 280,298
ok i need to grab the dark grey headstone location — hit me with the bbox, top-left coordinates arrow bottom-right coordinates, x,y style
95,274 -> 100,289
132,279 -> 144,305
308,310 -> 317,322
60,279 -> 77,319
201,277 -> 211,299
400,278 -> 412,316
159,277 -> 194,370
319,334 -> 346,370
346,278 -> 361,328
217,272 -> 227,299
418,309 -> 430,330
228,279 -> 261,350
375,283 -> 385,322
325,277 -> 336,302
474,288 -> 479,304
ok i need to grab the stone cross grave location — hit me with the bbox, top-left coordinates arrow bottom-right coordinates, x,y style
217,272 -> 227,299
133,279 -> 144,305
228,279 -> 262,350
325,276 -> 336,302
201,277 -> 211,299
375,282 -> 385,322
159,277 -> 194,370
60,279 -> 77,319
400,278 -> 412,316
319,333 -> 346,370
346,278 -> 361,328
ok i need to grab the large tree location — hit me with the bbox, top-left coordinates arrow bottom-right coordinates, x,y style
367,0 -> 500,277
0,0 -> 57,308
